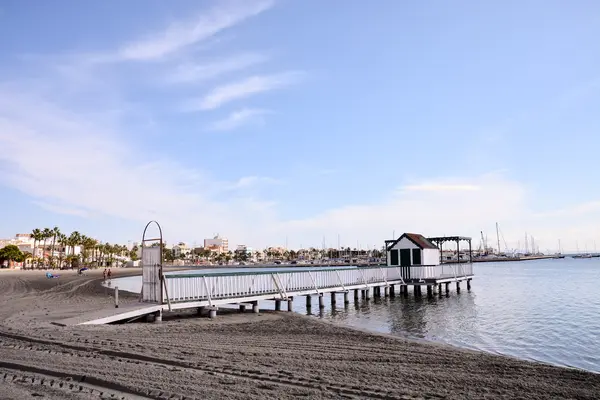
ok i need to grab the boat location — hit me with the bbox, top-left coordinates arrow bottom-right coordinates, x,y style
573,254 -> 592,259
553,239 -> 565,258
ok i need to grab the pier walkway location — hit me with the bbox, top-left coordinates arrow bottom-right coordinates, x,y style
80,263 -> 474,325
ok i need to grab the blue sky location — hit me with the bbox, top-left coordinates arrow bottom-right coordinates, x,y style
1,0 -> 600,252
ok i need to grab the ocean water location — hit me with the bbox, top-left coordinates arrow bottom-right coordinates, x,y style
110,259 -> 600,373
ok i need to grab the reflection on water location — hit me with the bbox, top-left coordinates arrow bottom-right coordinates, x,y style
110,259 -> 600,373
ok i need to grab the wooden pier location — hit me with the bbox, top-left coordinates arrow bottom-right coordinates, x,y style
75,263 -> 473,325
73,226 -> 474,325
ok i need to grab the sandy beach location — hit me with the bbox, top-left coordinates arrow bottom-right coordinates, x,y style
1,269 -> 599,399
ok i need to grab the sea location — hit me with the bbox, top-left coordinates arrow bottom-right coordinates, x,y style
110,258 -> 600,373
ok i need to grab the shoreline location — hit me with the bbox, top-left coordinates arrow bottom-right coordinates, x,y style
1,269 -> 599,399
105,269 -> 596,374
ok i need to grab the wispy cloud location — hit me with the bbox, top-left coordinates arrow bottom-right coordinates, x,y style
117,0 -> 275,61
534,200 -> 600,218
167,52 -> 268,84
31,201 -> 90,218
230,176 -> 283,189
185,71 -> 303,111
209,108 -> 270,131
403,184 -> 481,192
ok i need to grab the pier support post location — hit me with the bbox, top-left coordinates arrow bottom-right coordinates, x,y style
319,294 -> 325,308
467,279 -> 472,291
374,287 -> 379,298
252,301 -> 259,313
331,292 -> 337,304
197,307 -> 205,316
438,284 -> 442,296
445,282 -> 450,295
427,285 -> 433,298
154,310 -> 162,323
384,286 -> 389,297
306,295 -> 312,308
239,304 -> 246,313
275,300 -> 282,311
365,288 -> 371,300
208,307 -> 217,319
390,285 -> 395,297
414,286 -> 420,298
287,298 -> 293,312
354,289 -> 359,301
403,285 -> 408,298
361,290 -> 365,298
456,282 -> 461,293
344,291 -> 349,304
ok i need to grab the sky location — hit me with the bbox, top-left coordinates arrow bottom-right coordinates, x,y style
1,0 -> 600,252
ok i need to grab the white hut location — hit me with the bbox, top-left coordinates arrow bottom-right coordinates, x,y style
385,233 -> 440,267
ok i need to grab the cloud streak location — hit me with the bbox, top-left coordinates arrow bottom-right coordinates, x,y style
186,71 -> 303,111
403,184 -> 480,192
209,108 -> 270,131
167,53 -> 268,84
117,0 -> 275,61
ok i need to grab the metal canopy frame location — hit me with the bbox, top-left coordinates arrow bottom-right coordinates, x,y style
427,236 -> 473,264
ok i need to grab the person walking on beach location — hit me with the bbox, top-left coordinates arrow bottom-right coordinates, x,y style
103,268 -> 107,282
107,268 -> 112,281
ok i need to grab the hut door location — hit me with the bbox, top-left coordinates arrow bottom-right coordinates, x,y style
390,250 -> 399,266
400,249 -> 411,280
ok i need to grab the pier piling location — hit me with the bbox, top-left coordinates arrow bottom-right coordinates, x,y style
445,282 -> 450,295
155,310 -> 162,323
354,289 -> 359,301
208,308 -> 217,319
344,291 -> 349,304
306,295 -> 312,308
390,285 -> 395,297
456,282 -> 461,293
275,300 -> 282,311
331,292 -> 337,304
403,285 -> 408,298
427,285 -> 433,298
287,298 -> 293,312
239,304 -> 246,313
467,279 -> 472,291
384,286 -> 389,297
319,294 -> 325,308
365,288 -> 371,300
252,301 -> 259,313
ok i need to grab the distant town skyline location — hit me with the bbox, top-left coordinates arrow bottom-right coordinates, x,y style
1,1 -> 600,251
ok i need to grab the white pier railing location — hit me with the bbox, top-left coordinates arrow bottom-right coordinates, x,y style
156,264 -> 474,304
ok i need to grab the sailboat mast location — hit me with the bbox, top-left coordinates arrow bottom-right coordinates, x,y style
496,222 -> 501,254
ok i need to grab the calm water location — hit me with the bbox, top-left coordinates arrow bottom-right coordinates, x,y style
111,259 -> 600,373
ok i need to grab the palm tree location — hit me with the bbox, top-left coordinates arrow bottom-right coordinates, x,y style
67,231 -> 82,268
57,233 -> 67,269
82,237 -> 98,266
41,228 -> 52,264
50,227 -> 60,265
31,228 -> 42,269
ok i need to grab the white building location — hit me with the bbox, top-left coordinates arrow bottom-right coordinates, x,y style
204,235 -> 228,253
385,233 -> 440,267
172,242 -> 191,258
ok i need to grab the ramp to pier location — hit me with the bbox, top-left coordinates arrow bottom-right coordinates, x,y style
53,304 -> 163,326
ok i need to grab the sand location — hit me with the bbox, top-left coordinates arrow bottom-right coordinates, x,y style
1,269 -> 599,400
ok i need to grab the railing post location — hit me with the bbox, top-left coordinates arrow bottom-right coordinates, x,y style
308,271 -> 321,295
202,276 -> 213,307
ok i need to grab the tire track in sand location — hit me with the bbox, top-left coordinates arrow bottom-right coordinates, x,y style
0,332 -> 434,400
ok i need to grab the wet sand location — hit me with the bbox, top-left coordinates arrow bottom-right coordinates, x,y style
1,269 -> 599,399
